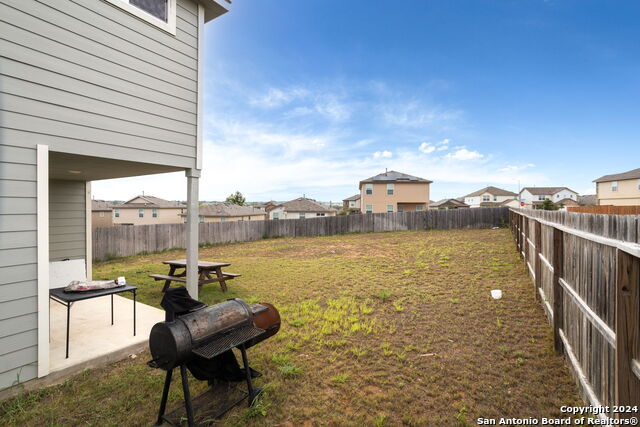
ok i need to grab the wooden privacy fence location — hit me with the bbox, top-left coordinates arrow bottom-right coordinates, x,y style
93,206 -> 509,261
568,205 -> 640,215
509,208 -> 640,416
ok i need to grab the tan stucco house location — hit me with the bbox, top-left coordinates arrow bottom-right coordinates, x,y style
91,200 -> 113,227
463,186 -> 518,208
359,170 -> 432,213
269,197 -> 337,219
113,195 -> 186,225
188,202 -> 266,222
342,194 -> 361,212
594,168 -> 640,206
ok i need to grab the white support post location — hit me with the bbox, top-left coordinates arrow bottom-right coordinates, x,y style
186,169 -> 200,299
36,145 -> 50,378
85,181 -> 92,281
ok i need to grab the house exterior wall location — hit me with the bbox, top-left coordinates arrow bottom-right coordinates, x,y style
0,0 -> 200,169
597,179 -> 640,206
92,211 -> 113,228
551,189 -> 578,203
0,144 -> 39,389
360,182 -> 430,213
49,180 -> 86,261
519,189 -> 545,207
287,211 -> 337,219
113,207 -> 185,225
343,199 -> 361,211
201,214 -> 266,222
465,193 -> 515,208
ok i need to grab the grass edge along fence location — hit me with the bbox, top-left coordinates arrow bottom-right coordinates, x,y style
509,208 -> 640,420
92,206 -> 509,261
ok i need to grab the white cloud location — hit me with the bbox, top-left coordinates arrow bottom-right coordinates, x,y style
250,87 -> 309,108
381,101 -> 461,129
436,138 -> 450,150
498,163 -> 535,173
373,150 -> 393,159
446,148 -> 484,161
418,142 -> 436,154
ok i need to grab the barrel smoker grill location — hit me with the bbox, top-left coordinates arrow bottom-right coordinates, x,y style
148,297 -> 280,426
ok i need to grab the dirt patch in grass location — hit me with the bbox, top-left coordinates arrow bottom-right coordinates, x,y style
0,229 -> 582,426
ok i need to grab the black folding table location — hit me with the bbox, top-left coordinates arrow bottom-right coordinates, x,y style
49,285 -> 137,359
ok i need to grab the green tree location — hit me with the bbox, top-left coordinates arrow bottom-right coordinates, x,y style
541,199 -> 558,210
225,191 -> 246,206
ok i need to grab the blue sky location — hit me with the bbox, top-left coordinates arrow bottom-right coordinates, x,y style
94,0 -> 640,202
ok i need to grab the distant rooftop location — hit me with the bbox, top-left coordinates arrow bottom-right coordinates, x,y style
431,198 -> 469,208
91,200 -> 113,211
114,195 -> 184,208
195,202 -> 265,218
520,187 -> 578,196
278,197 -> 336,213
343,194 -> 361,201
463,186 -> 517,198
359,170 -> 432,185
593,168 -> 640,183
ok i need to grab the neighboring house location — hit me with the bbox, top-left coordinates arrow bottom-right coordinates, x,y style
500,199 -> 522,209
594,168 -> 640,206
519,187 -> 579,209
429,199 -> 470,210
463,186 -> 518,208
112,195 -> 185,225
269,197 -> 337,219
578,194 -> 597,206
0,0 -> 229,390
91,200 -> 113,227
359,170 -> 432,214
188,202 -> 266,222
342,194 -> 361,212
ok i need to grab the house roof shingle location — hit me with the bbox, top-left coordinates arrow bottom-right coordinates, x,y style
359,170 -> 432,185
343,194 -> 361,201
430,198 -> 469,208
278,197 -> 336,213
521,187 -> 578,196
114,195 -> 185,209
593,168 -> 640,183
196,202 -> 265,217
578,194 -> 597,206
91,200 -> 113,211
463,186 -> 518,198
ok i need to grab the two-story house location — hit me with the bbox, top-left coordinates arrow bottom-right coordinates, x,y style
429,198 -> 470,210
519,187 -> 579,209
91,200 -> 114,227
594,168 -> 640,206
359,170 -> 432,213
342,194 -> 361,213
268,197 -> 337,219
0,0 -> 230,391
113,195 -> 185,225
463,186 -> 518,208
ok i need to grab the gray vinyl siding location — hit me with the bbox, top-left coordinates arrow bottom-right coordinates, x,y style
49,180 -> 86,261
0,145 -> 38,390
0,0 -> 200,168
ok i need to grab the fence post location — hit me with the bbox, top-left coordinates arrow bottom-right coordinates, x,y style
552,227 -> 564,355
615,250 -> 640,410
524,216 -> 530,266
534,220 -> 542,301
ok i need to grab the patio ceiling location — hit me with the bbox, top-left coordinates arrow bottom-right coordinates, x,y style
49,151 -> 183,181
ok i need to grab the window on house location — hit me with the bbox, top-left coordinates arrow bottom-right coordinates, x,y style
220,217 -> 227,222
611,181 -> 618,192
493,196 -> 498,201
105,0 -> 176,33
387,205 -> 393,213
349,201 -> 355,208
416,205 -> 424,211
273,212 -> 279,220
316,213 -> 325,217
387,184 -> 394,195
482,195 -> 490,202
299,213 -> 306,219
538,196 -> 546,201
638,179 -> 640,190
365,183 -> 373,195
397,205 -> 404,212
114,208 -> 120,218
198,216 -> 204,223
152,208 -> 158,218
99,212 -> 105,217
556,194 -> 560,199
138,208 -> 144,218
366,205 -> 373,213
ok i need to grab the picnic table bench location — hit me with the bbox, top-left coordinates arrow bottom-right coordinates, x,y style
150,259 -> 240,292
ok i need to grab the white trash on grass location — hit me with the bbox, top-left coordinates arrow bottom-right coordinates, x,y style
491,289 -> 502,300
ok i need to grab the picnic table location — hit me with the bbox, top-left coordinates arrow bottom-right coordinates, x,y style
150,259 -> 240,292
49,285 -> 137,359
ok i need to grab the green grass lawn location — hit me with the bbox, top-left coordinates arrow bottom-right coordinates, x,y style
0,229 -> 582,426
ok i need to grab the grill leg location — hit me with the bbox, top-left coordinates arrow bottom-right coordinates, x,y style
240,345 -> 261,405
180,365 -> 195,427
155,368 -> 173,426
